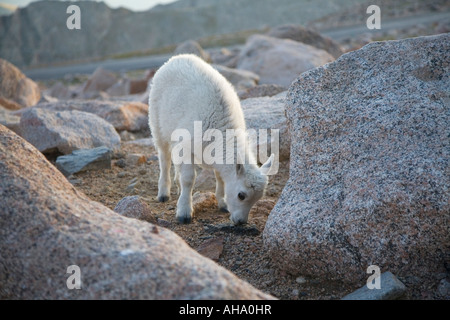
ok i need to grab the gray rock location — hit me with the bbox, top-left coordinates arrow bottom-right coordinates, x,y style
174,40 -> 211,62
342,272 -> 406,300
0,106 -> 21,135
437,278 -> 450,299
266,24 -> 344,59
237,35 -> 334,87
0,125 -> 275,300
238,84 -> 286,100
106,78 -> 131,97
82,67 -> 117,94
55,146 -> 111,176
209,47 -> 240,68
19,108 -> 121,154
213,64 -> 259,90
46,81 -> 71,100
124,137 -> 154,147
263,34 -> 450,294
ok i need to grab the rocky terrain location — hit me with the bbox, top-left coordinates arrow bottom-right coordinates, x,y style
1,8 -> 449,300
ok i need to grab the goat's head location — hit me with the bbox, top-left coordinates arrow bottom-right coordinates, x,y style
225,154 -> 274,225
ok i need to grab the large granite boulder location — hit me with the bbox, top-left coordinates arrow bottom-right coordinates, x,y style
263,34 -> 450,295
0,124 -> 274,300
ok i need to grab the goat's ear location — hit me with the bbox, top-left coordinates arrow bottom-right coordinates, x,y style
260,153 -> 274,175
236,163 -> 245,176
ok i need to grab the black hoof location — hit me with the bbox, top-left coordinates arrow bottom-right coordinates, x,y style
219,206 -> 230,213
158,195 -> 170,203
177,215 -> 192,224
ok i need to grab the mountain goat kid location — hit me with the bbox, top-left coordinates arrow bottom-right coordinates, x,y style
148,54 -> 274,225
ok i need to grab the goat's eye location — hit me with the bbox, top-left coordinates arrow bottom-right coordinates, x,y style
238,192 -> 246,201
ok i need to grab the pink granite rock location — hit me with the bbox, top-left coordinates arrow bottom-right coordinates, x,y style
0,125 -> 274,300
263,34 -> 450,295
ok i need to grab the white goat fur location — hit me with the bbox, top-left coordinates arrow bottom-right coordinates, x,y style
148,54 -> 272,224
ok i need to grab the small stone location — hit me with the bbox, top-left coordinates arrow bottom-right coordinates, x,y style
117,171 -> 127,178
295,276 -> 306,284
437,278 -> 450,299
119,130 -> 136,141
157,218 -> 172,228
115,159 -> 126,168
126,182 -> 138,193
68,178 -> 82,186
192,192 -> 217,212
114,195 -> 154,222
196,236 -> 224,261
112,151 -> 126,159
341,272 -> 406,300
126,153 -> 147,166
55,146 -> 111,176
124,138 -> 154,147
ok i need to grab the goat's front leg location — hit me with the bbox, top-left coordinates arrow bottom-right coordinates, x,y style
214,170 -> 228,213
176,163 -> 196,224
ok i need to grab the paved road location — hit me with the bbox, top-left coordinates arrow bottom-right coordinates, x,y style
24,11 -> 449,81
321,10 -> 449,40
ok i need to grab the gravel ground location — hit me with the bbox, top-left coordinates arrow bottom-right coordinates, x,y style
69,136 -> 359,300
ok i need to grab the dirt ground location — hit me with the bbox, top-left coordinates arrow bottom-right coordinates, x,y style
69,133 -> 357,300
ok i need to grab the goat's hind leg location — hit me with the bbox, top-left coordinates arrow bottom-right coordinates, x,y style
157,143 -> 172,202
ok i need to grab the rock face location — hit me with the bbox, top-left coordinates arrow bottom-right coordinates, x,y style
266,24 -> 344,59
0,125 -> 274,299
237,35 -> 334,87
263,34 -> 450,292
16,100 -> 149,132
0,58 -> 40,109
19,108 -> 121,154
